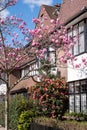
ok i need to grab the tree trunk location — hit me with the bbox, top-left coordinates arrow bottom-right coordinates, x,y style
5,74 -> 9,130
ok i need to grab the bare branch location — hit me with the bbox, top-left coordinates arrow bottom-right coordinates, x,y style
0,77 -> 7,83
0,0 -> 17,12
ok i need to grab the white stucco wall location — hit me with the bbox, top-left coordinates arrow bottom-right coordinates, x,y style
67,53 -> 87,82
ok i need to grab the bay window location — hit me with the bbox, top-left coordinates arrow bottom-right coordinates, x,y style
68,79 -> 87,113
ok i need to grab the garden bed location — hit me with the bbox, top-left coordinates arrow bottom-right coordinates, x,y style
30,117 -> 87,130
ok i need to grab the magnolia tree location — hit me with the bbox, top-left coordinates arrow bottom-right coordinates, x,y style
32,17 -> 87,72
0,16 -> 70,129
0,0 -> 18,12
0,15 -> 35,130
31,18 -> 74,70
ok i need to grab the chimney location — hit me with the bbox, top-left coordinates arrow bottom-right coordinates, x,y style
54,4 -> 61,8
53,4 -> 61,16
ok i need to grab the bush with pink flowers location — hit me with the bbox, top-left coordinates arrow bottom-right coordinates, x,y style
32,78 -> 68,119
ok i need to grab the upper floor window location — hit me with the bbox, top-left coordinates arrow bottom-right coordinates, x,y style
75,81 -> 80,93
47,46 -> 56,65
68,20 -> 86,56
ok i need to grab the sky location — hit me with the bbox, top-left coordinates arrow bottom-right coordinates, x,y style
0,0 -> 62,29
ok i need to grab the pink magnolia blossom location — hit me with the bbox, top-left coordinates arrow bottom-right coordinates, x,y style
32,18 -> 40,24
29,30 -> 36,36
39,53 -> 44,59
32,41 -> 40,47
8,52 -> 15,57
8,0 -> 18,6
39,35 -> 43,39
25,37 -> 30,41
0,19 -> 5,24
3,58 -> 9,63
10,16 -> 15,20
42,48 -> 47,53
82,57 -> 86,63
50,19 -> 56,24
74,64 -> 81,68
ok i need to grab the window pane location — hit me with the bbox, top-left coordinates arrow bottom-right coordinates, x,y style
69,83 -> 74,93
49,52 -> 55,65
69,95 -> 74,112
81,80 -> 87,93
68,30 -> 73,54
75,81 -> 80,93
74,37 -> 79,55
75,95 -> 80,113
79,21 -> 84,33
81,94 -> 86,112
73,25 -> 78,36
79,33 -> 85,53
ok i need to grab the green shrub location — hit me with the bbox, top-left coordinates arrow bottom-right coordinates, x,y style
14,96 -> 35,115
9,95 -> 22,130
0,101 -> 5,126
31,78 -> 68,119
0,95 -> 36,130
9,95 -> 35,130
18,110 -> 36,130
83,111 -> 87,120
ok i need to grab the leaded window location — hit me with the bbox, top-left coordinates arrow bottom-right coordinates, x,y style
68,79 -> 87,113
68,19 -> 86,56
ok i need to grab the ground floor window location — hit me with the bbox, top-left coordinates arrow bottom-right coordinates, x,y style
68,79 -> 87,113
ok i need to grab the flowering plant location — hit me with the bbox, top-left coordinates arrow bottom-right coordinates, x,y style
32,78 -> 68,119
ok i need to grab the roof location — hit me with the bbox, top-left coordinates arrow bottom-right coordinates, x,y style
10,77 -> 36,94
59,0 -> 87,23
42,4 -> 61,20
